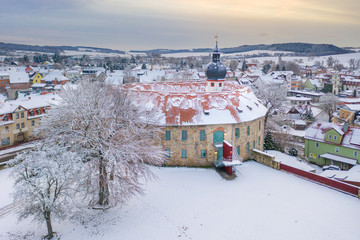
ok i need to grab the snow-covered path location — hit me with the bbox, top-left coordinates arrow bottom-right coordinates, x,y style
0,161 -> 359,240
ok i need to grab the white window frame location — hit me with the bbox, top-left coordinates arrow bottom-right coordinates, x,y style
335,147 -> 339,153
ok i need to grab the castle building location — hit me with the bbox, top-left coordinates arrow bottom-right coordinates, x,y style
123,43 -> 267,166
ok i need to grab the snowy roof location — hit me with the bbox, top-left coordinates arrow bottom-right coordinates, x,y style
287,96 -> 312,101
305,121 -> 360,150
9,71 -> 29,83
0,93 -> 61,115
321,165 -> 360,182
123,81 -> 267,126
319,153 -> 357,165
31,83 -> 46,88
343,104 -> 360,111
42,70 -> 69,82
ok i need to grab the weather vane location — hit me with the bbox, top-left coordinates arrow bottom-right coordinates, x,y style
214,34 -> 219,45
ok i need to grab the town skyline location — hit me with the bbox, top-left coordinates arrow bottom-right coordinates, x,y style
1,0 -> 359,51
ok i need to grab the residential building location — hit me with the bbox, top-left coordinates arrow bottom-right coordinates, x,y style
305,121 -> 360,170
0,94 -> 59,148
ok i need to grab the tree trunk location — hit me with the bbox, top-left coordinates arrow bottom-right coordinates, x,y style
44,210 -> 54,239
98,157 -> 109,206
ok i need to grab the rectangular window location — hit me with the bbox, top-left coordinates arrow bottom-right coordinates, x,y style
334,135 -> 337,140
246,142 -> 249,153
182,130 -> 187,141
258,136 -> 260,146
201,149 -> 206,158
1,137 -> 10,146
31,120 -> 35,126
5,126 -> 9,132
211,83 -> 214,87
253,140 -> 255,149
165,149 -> 171,158
315,142 -> 319,148
219,83 -> 222,87
16,113 -> 19,119
21,112 -> 24,118
335,147 -> 339,153
200,130 -> 205,141
236,146 -> 240,155
181,149 -> 187,158
165,130 -> 171,140
16,123 -> 20,129
259,121 -> 261,130
235,128 -> 239,138
247,126 -> 250,136
328,134 -> 332,139
354,151 -> 358,157
21,122 -> 25,128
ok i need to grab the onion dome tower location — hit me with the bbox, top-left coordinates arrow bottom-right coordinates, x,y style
206,37 -> 227,92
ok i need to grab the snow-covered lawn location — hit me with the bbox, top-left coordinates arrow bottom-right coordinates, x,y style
0,162 -> 359,240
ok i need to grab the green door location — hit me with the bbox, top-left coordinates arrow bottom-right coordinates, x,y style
213,131 -> 224,161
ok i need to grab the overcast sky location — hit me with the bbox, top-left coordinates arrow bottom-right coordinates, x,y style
1,0 -> 359,51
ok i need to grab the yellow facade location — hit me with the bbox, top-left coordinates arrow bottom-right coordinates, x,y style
0,106 -> 42,148
32,73 -> 43,84
333,108 -> 355,125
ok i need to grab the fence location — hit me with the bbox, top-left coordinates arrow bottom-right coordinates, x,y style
280,163 -> 360,197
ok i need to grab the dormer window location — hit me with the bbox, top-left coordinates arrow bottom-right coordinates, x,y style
37,109 -> 41,114
30,111 -> 34,116
3,115 -> 8,121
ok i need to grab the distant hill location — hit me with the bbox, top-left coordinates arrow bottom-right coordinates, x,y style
132,43 -> 354,56
0,42 -> 353,56
0,42 -> 125,54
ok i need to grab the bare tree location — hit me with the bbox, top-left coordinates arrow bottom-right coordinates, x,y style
254,80 -> 287,124
319,93 -> 338,122
229,60 -> 239,72
38,79 -> 165,208
11,144 -> 82,239
327,56 -> 335,68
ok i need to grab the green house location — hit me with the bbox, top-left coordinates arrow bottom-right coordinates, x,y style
305,121 -> 360,170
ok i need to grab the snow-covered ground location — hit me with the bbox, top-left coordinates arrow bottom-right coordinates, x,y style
0,162 -> 359,240
251,52 -> 360,68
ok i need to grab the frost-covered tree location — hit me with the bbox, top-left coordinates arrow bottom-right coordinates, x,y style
319,93 -> 338,122
254,80 -> 287,124
11,144 -> 82,239
38,79 -> 165,208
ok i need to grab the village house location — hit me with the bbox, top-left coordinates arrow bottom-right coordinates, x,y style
0,71 -> 10,93
0,94 -> 59,148
305,121 -> 360,170
41,70 -> 70,85
333,104 -> 360,127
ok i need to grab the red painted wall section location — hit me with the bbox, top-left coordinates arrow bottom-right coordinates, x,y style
280,163 -> 360,196
223,141 -> 233,175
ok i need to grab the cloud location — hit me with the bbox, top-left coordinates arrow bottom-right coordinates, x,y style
0,0 -> 359,49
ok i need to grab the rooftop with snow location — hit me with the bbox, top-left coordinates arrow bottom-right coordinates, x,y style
123,81 -> 267,126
